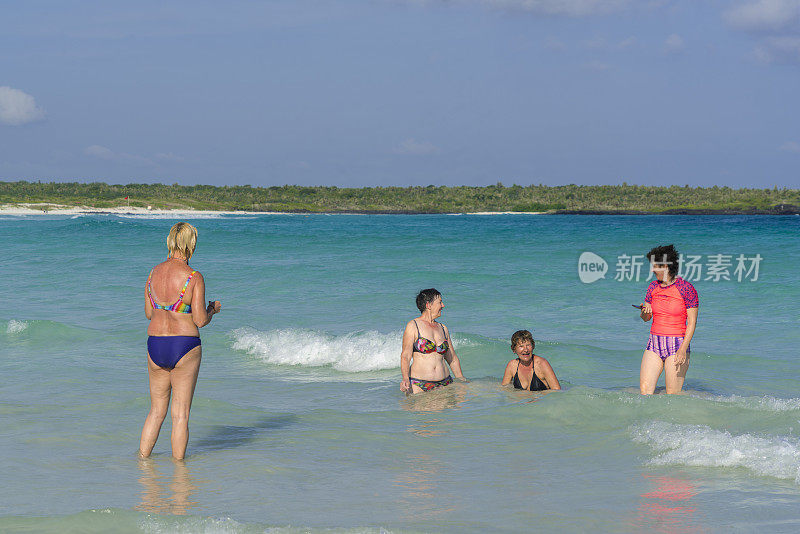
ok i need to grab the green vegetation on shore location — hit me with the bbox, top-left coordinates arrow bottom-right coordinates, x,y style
1,180 -> 798,214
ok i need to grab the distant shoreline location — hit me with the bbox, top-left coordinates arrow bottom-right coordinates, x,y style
2,181 -> 799,214
0,204 -> 547,216
556,206 -> 800,215
2,204 -> 798,216
0,204 -> 290,216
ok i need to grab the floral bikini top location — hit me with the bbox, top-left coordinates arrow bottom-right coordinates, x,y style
412,320 -> 449,354
148,270 -> 197,314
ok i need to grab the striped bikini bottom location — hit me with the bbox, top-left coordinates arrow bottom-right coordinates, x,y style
646,334 -> 689,362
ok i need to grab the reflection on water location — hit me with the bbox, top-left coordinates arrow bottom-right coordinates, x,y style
516,389 -> 552,404
393,453 -> 456,521
402,383 -> 467,413
406,417 -> 448,438
394,385 -> 465,520
635,474 -> 700,533
136,458 -> 199,515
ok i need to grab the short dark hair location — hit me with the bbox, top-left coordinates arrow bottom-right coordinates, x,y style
647,244 -> 680,278
416,288 -> 441,313
511,330 -> 535,350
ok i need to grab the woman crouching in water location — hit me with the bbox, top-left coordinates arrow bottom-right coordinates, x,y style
501,330 -> 560,391
400,288 -> 466,394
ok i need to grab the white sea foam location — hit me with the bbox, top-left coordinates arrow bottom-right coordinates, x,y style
700,394 -> 800,412
230,328 -> 401,372
141,512 -> 393,534
631,421 -> 800,483
116,213 -> 227,220
140,515 -> 248,534
6,319 -> 28,334
141,515 -> 391,534
465,211 -> 545,215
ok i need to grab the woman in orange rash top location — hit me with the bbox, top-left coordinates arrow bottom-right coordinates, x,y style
638,244 -> 699,394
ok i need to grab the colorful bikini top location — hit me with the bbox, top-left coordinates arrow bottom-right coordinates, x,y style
148,270 -> 197,314
412,320 -> 449,354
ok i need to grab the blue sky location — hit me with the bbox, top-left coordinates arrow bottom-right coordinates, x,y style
1,0 -> 798,187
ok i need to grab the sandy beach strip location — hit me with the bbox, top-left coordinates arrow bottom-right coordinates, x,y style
0,204 -> 546,217
464,211 -> 545,215
0,204 -> 290,217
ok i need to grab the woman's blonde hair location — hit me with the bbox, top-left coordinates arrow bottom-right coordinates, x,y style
166,222 -> 198,260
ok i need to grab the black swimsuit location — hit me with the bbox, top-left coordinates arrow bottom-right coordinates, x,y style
513,358 -> 548,391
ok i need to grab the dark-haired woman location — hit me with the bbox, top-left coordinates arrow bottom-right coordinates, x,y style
400,288 -> 466,394
639,244 -> 699,395
501,330 -> 560,391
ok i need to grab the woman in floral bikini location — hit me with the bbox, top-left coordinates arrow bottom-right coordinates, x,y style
400,288 -> 466,394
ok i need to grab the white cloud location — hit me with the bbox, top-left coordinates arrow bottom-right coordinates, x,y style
779,140 -> 800,152
544,37 -> 567,51
85,145 -> 116,160
85,145 -> 182,166
583,60 -> 611,70
580,35 -> 636,50
407,0 -> 632,16
0,86 -> 45,126
155,152 -> 185,163
288,160 -> 311,170
753,35 -> 800,61
393,138 -> 441,155
584,37 -> 608,48
724,1 -> 800,64
724,0 -> 800,32
664,33 -> 685,53
496,0 -> 633,16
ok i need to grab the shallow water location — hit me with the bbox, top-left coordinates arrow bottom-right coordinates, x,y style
1,214 -> 799,532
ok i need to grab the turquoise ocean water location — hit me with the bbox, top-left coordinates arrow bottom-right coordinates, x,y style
1,213 -> 799,533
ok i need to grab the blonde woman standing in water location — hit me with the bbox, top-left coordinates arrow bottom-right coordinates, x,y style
139,222 -> 221,459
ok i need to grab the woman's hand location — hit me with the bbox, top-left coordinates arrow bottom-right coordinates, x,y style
207,300 -> 221,315
400,379 -> 411,393
675,346 -> 689,367
640,302 -> 652,321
